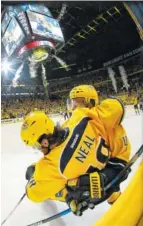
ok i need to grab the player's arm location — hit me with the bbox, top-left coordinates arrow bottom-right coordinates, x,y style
25,164 -> 67,202
25,164 -> 53,202
26,178 -> 50,202
65,131 -> 131,215
65,159 -> 130,216
26,176 -> 66,202
96,97 -> 125,129
25,163 -> 36,181
65,169 -> 109,216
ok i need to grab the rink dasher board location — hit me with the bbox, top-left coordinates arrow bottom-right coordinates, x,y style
1,105 -> 140,125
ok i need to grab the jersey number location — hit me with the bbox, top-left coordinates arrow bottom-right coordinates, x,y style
96,137 -> 109,164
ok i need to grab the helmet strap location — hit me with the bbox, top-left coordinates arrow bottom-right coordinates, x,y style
89,99 -> 96,107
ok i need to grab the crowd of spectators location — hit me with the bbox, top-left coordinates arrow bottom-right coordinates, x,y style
1,96 -> 66,120
1,56 -> 143,120
1,86 -> 142,120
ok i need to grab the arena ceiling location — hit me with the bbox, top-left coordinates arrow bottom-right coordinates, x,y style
1,1 -> 142,82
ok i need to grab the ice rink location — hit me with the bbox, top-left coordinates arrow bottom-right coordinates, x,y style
1,108 -> 143,226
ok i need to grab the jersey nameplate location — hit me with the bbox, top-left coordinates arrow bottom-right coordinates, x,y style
75,135 -> 95,163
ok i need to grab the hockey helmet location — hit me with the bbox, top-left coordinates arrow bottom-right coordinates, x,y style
69,85 -> 99,105
21,111 -> 55,148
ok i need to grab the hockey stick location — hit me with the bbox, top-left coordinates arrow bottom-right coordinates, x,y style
1,193 -> 26,225
26,208 -> 71,226
105,144 -> 143,191
26,144 -> 143,226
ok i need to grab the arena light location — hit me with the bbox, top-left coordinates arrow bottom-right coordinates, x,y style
1,60 -> 12,74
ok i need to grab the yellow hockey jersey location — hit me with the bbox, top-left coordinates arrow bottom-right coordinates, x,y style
134,97 -> 138,105
26,97 -> 131,203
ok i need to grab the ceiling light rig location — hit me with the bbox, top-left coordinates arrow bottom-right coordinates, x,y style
57,6 -> 123,53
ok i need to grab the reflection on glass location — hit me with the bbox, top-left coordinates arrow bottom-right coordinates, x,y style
2,17 -> 25,56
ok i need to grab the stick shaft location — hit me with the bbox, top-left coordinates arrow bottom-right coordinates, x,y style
1,193 -> 26,225
26,208 -> 71,226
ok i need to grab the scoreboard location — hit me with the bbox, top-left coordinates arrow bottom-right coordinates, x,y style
1,4 -> 65,61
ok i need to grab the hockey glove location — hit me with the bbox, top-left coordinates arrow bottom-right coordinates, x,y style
66,192 -> 89,216
66,171 -> 106,216
25,164 -> 35,181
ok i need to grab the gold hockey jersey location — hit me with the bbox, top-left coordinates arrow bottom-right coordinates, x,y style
26,97 -> 131,202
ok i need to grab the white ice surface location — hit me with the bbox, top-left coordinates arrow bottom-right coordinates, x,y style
1,109 -> 143,226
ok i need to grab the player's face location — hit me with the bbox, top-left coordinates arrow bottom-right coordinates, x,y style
70,98 -> 86,110
71,99 -> 78,110
40,138 -> 49,148
36,134 -> 50,155
39,138 -> 49,155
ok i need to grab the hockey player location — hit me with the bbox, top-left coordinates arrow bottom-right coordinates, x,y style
139,97 -> 143,112
134,96 -> 140,115
67,85 -> 99,112
68,85 -> 130,206
64,84 -> 98,124
21,94 -> 131,216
